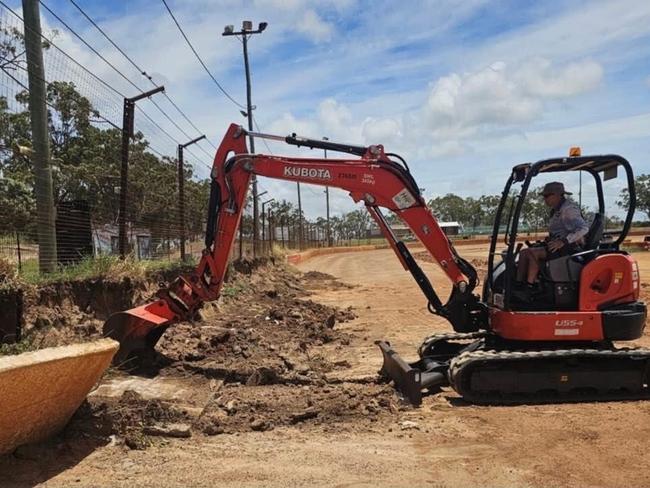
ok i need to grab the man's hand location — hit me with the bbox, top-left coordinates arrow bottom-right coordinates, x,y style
547,239 -> 566,252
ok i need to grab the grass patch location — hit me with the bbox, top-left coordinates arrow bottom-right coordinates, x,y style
18,255 -> 196,285
221,282 -> 248,298
0,336 -> 38,356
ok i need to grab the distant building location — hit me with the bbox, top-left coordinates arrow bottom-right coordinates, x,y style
92,224 -> 154,259
438,221 -> 462,236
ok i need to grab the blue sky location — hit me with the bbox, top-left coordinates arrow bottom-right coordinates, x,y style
5,0 -> 650,219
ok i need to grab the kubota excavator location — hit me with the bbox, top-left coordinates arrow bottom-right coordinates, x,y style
104,123 -> 649,405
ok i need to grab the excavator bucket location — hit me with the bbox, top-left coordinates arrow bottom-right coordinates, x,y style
103,300 -> 177,366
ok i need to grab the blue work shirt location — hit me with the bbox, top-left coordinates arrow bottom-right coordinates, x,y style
548,198 -> 589,244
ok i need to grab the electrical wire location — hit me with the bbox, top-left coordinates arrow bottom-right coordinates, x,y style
38,0 -> 214,167
160,0 -> 245,110
66,0 -> 218,153
4,60 -> 121,130
39,1 -> 212,161
0,0 -> 125,99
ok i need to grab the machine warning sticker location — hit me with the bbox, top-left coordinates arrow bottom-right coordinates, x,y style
554,319 -> 581,336
392,188 -> 416,209
554,328 -> 579,336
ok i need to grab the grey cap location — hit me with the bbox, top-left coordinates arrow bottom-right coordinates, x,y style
542,181 -> 572,196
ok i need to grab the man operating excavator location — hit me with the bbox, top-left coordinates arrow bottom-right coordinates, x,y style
515,181 -> 589,300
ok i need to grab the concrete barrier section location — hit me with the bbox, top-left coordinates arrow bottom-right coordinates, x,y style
0,338 -> 118,455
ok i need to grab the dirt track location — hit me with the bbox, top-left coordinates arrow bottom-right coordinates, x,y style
2,247 -> 650,487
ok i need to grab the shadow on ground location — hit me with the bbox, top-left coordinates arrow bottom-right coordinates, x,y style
0,435 -> 109,488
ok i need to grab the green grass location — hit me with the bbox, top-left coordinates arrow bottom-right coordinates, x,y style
0,336 -> 38,356
18,254 -> 196,285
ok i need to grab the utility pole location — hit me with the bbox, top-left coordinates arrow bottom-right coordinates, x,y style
119,86 -> 165,258
323,137 -> 331,247
22,0 -> 56,273
223,20 -> 267,258
297,182 -> 303,250
178,135 -> 206,261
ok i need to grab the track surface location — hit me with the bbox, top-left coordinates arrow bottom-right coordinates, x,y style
5,246 -> 650,487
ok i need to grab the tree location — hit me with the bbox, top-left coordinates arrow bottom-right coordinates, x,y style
428,194 -> 467,223
0,177 -> 34,233
520,187 -> 547,234
619,174 -> 650,222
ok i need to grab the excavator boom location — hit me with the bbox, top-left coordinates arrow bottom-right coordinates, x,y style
104,123 -> 484,364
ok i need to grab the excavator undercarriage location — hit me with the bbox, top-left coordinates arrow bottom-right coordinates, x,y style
378,334 -> 650,406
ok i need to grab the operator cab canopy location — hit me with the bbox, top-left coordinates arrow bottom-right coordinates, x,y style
509,153 -> 635,249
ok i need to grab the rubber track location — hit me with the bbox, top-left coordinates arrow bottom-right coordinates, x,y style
418,331 -> 487,357
449,347 -> 650,405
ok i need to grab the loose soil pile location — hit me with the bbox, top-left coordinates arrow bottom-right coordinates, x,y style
62,261 -> 397,448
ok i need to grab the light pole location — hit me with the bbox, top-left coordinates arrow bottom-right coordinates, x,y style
261,198 -> 275,251
223,20 -> 267,258
178,134 -> 206,261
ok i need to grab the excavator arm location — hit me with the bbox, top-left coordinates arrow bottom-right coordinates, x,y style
104,123 -> 485,364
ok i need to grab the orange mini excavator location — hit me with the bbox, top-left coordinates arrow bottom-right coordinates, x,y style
105,124 -> 649,405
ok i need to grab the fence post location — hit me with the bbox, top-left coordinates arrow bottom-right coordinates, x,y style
118,86 -> 164,258
15,231 -> 22,272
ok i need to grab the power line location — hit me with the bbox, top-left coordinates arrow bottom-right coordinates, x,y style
39,0 -> 213,162
160,0 -> 245,110
0,1 -> 213,175
66,0 -> 218,153
0,28 -> 121,130
0,0 -> 125,99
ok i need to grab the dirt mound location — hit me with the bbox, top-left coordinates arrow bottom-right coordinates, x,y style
194,382 -> 396,435
153,270 -> 357,384
66,261 -> 370,448
301,271 -> 355,290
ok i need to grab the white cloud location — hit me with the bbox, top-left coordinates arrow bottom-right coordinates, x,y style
295,10 -> 334,43
422,58 -> 603,138
515,58 -> 603,98
360,116 -> 401,145
318,98 -> 352,133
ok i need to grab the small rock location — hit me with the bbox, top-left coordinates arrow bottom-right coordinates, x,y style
34,316 -> 52,329
204,424 -> 225,436
143,423 -> 192,438
183,352 -> 205,361
208,328 -> 232,346
325,314 -> 336,328
250,419 -> 271,431
225,400 -> 238,414
269,308 -> 284,320
124,433 -> 149,450
288,309 -> 303,320
246,367 -> 280,386
290,409 -> 319,424
399,420 -> 420,431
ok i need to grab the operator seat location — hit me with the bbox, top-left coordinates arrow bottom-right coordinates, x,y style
546,213 -> 604,309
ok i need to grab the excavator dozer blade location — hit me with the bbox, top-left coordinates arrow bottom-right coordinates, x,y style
103,301 -> 176,366
376,341 -> 449,406
376,341 -> 425,406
